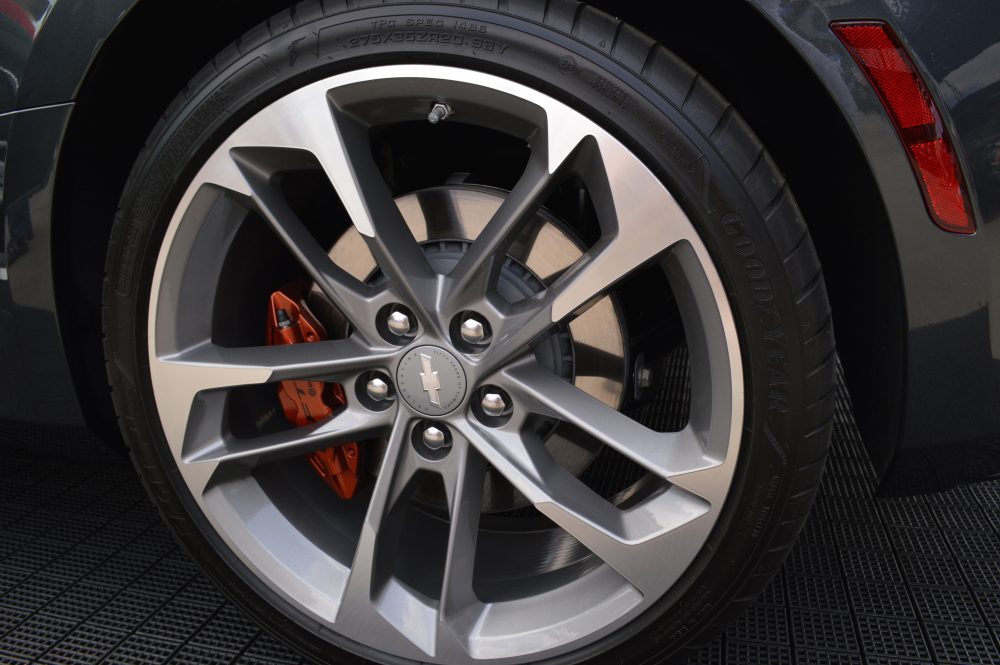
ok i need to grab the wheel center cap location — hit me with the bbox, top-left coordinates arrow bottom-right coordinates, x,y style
396,346 -> 467,416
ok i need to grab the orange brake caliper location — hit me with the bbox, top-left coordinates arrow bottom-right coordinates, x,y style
266,287 -> 361,499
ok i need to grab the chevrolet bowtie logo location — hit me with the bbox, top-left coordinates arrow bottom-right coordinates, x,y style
419,353 -> 442,407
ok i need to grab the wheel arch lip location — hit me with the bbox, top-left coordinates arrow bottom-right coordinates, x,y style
746,0 -> 1000,490
0,0 -> 135,114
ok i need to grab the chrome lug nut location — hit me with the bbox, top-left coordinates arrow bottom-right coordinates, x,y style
427,102 -> 453,125
365,377 -> 390,402
460,317 -> 486,344
481,392 -> 507,418
387,310 -> 412,336
476,387 -> 513,426
358,372 -> 394,410
423,426 -> 449,451
413,422 -> 452,459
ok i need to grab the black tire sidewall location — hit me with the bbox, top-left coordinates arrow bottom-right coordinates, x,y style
105,5 -> 817,665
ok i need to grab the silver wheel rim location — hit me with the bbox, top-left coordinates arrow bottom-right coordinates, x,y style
147,65 -> 744,664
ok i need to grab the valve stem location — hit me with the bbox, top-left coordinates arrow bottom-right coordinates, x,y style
428,102 -> 453,125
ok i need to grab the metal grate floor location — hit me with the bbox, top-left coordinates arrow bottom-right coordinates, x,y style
1,376 -> 999,664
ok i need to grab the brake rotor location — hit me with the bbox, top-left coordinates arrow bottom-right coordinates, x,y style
308,185 -> 628,513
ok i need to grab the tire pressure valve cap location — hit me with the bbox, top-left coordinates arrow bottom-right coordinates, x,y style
276,308 -> 293,329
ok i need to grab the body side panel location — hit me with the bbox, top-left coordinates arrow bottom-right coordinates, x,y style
750,0 -> 1000,490
0,102 -> 83,424
0,0 -> 133,427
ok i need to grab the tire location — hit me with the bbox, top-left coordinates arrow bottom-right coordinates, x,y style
103,2 -> 836,664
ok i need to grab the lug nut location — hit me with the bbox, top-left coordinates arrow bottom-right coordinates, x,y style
423,426 -> 449,451
412,422 -> 453,459
460,317 -> 487,344
357,372 -> 394,411
481,392 -> 507,418
366,377 -> 390,402
427,102 -> 453,125
387,310 -> 412,336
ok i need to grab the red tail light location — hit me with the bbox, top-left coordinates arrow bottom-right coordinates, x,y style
832,20 -> 975,234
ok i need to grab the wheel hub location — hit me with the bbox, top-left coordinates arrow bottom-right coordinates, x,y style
395,345 -> 468,416
312,186 -> 625,512
314,185 -> 626,411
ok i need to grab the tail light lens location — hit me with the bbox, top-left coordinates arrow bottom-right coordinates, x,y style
832,20 -> 975,234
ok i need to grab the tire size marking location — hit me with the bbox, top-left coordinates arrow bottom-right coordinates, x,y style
343,31 -> 508,55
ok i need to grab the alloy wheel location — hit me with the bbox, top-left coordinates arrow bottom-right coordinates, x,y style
147,65 -> 743,664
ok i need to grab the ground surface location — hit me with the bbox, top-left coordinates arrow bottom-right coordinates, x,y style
1,375 -> 999,664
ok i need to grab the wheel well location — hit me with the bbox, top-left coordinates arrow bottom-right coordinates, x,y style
55,0 -> 905,469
